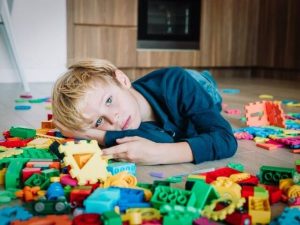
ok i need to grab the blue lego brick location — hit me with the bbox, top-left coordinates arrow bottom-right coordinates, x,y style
84,188 -> 120,214
110,187 -> 146,212
270,207 -> 300,225
107,162 -> 136,175
0,206 -> 33,225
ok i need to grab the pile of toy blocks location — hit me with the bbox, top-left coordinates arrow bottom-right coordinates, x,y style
0,120 -> 300,224
234,101 -> 300,151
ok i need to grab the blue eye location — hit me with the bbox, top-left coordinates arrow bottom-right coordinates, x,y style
106,96 -> 112,105
95,117 -> 103,128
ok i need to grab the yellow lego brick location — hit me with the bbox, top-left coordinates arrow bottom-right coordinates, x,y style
0,149 -> 23,159
59,140 -> 109,185
103,171 -> 137,188
212,177 -> 242,202
0,168 -> 7,185
27,138 -> 54,149
248,196 -> 271,224
229,173 -> 250,183
36,133 -> 66,144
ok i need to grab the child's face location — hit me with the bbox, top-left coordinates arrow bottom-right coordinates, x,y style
78,79 -> 142,131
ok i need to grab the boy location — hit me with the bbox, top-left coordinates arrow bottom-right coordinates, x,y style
52,59 -> 237,165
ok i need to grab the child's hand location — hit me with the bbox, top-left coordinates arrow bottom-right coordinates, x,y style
53,119 -> 106,145
101,136 -> 166,165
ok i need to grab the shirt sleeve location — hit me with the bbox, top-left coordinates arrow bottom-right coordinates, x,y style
163,68 -> 237,164
104,122 -> 174,147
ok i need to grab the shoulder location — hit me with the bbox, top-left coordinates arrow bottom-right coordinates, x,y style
142,67 -> 192,86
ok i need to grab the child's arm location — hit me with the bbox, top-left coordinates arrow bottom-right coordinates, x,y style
102,136 -> 193,165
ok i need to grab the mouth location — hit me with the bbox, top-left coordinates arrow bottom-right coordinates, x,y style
121,116 -> 131,130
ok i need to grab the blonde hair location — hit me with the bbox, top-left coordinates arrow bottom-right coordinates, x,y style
52,58 -> 119,131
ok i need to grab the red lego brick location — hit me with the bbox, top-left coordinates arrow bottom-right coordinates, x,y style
22,168 -> 42,182
241,186 -> 254,198
0,137 -> 31,148
263,185 -> 282,204
201,167 -> 259,185
70,187 -> 93,208
72,213 -> 102,225
225,210 -> 252,225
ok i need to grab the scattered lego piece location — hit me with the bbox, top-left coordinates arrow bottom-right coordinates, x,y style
221,89 -> 240,94
248,196 -> 271,224
224,109 -> 241,115
14,105 -> 31,110
244,101 -> 286,128
259,94 -> 274,99
11,215 -> 72,225
20,94 -> 32,99
149,172 -> 164,178
59,140 -> 109,185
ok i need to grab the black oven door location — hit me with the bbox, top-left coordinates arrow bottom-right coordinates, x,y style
138,0 -> 201,49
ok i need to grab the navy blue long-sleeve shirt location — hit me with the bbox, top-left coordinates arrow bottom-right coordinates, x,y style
105,67 -> 237,164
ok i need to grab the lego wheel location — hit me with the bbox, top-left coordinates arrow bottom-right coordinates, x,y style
55,202 -> 66,212
34,202 -> 45,213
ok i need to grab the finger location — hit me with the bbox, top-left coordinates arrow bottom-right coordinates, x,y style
102,144 -> 128,155
113,153 -> 129,161
116,136 -> 142,144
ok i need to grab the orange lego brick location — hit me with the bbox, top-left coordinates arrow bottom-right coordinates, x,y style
245,101 -> 269,126
245,101 -> 285,127
10,215 -> 72,225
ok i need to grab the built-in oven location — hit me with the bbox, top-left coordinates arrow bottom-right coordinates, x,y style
137,0 -> 201,50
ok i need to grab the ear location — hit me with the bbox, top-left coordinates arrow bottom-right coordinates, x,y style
114,70 -> 131,89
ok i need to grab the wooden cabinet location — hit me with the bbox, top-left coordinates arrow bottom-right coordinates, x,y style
67,0 -> 300,76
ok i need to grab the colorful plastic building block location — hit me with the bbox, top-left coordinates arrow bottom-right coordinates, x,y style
124,208 -> 161,221
202,197 -> 245,221
69,186 -> 93,208
225,209 -> 251,225
190,180 -> 219,210
101,210 -> 122,225
150,186 -> 196,209
59,140 -> 109,185
11,215 -> 72,225
270,207 -> 300,225
103,171 -> 137,188
248,196 -> 271,224
245,101 -> 285,128
9,127 -> 36,139
160,204 -> 200,225
5,158 -> 29,189
106,162 -> 136,176
0,206 -> 33,225
46,182 -> 65,200
259,165 -> 295,185
29,196 -> 70,215
72,213 -> 102,225
84,188 -> 120,214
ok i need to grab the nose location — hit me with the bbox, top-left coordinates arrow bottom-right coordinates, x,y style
106,113 -> 120,126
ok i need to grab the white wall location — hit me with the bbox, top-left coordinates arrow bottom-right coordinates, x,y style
0,0 -> 67,83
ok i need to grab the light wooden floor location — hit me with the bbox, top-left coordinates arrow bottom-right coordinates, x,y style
0,76 -> 299,220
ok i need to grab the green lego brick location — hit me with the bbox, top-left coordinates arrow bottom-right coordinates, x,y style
24,173 -> 51,190
259,165 -> 296,185
10,126 -> 36,139
29,197 -> 70,215
160,205 -> 200,225
254,186 -> 269,198
101,211 -> 122,225
151,186 -> 196,209
191,180 -> 219,210
5,158 -> 29,189
227,162 -> 245,172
